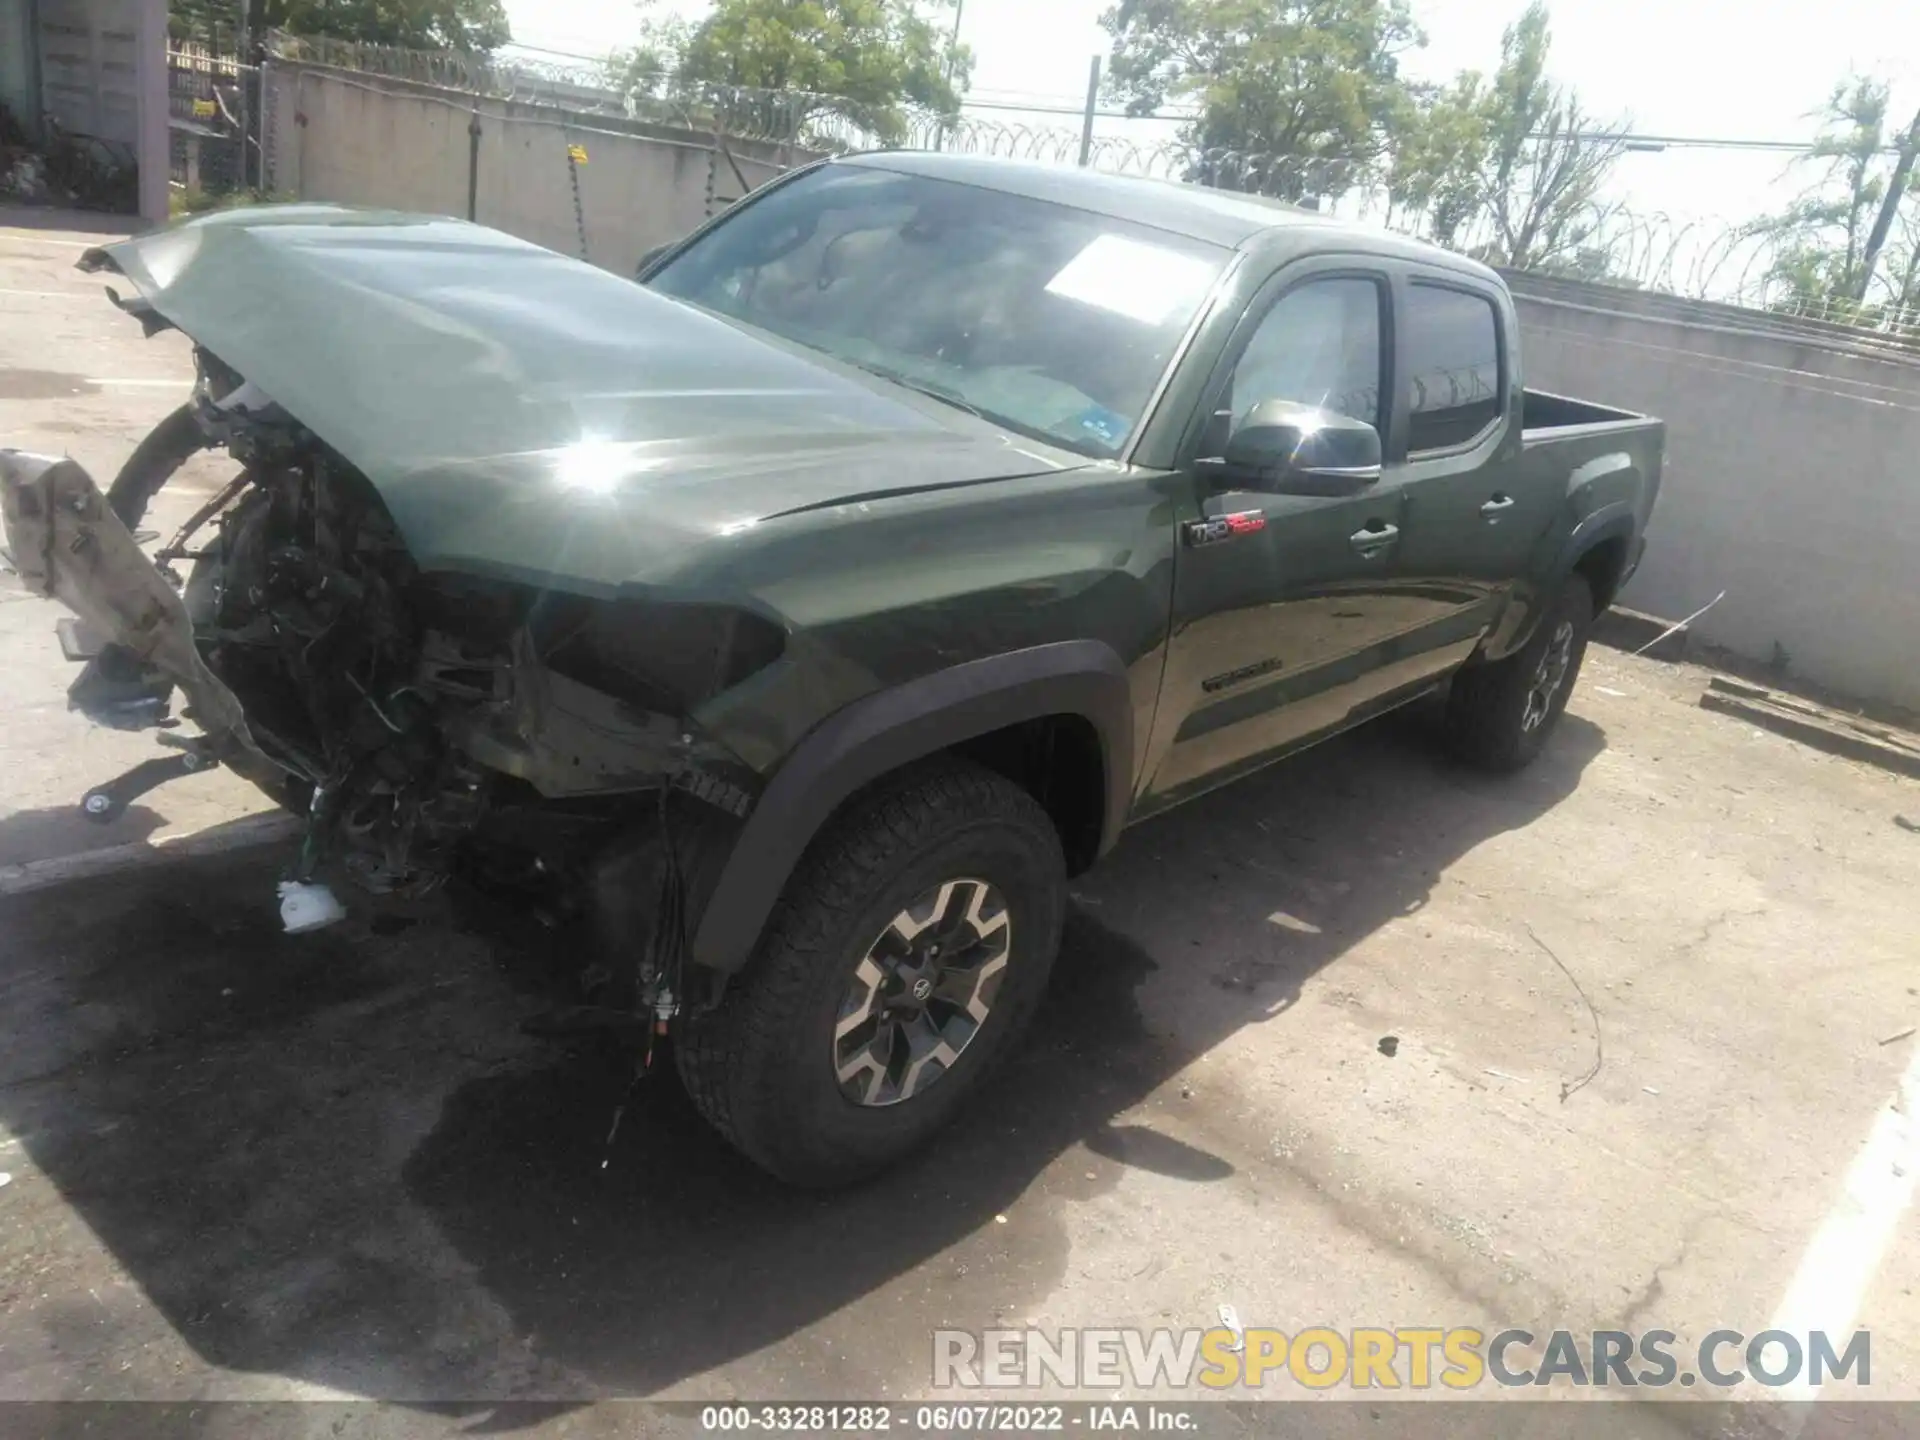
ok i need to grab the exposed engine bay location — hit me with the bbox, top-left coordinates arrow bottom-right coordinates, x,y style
1,345 -> 764,1007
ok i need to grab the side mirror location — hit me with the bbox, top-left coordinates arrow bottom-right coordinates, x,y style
1214,400 -> 1382,497
635,241 -> 677,279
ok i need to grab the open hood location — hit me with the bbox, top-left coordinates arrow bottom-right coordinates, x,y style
82,205 -> 1088,594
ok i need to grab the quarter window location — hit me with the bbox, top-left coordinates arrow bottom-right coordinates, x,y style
1405,284 -> 1502,451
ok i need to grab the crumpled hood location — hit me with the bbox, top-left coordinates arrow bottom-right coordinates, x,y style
83,205 -> 1087,595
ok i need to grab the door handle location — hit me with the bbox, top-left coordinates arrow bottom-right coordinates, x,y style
1480,494 -> 1516,519
1349,522 -> 1399,557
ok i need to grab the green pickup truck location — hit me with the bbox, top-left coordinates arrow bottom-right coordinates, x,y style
0,152 -> 1662,1186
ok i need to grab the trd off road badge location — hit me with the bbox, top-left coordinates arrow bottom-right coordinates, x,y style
1184,510 -> 1267,546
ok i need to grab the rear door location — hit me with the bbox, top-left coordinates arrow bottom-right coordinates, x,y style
1387,271 -> 1555,648
1139,259 -> 1416,812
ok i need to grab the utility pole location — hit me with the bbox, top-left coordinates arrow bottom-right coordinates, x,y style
1855,104 -> 1920,304
236,2 -> 252,192
946,0 -> 966,84
935,0 -> 966,153
1078,56 -> 1101,167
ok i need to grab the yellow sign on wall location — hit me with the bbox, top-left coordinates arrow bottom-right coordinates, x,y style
191,98 -> 217,118
567,144 -> 589,164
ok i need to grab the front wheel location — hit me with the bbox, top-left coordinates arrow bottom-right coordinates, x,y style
676,758 -> 1066,1187
1444,573 -> 1594,772
107,403 -> 211,531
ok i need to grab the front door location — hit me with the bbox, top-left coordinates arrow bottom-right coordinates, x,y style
1139,265 -> 1427,814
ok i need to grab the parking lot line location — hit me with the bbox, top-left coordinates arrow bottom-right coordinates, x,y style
1766,1036 -> 1920,1403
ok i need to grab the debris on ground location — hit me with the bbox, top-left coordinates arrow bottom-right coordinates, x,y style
1377,1035 -> 1400,1057
1897,816 -> 1919,834
1590,604 -> 1692,661
1880,1028 -> 1916,1047
0,1172 -> 11,1189
0,105 -> 139,212
1700,678 -> 1920,781
1,154 -> 48,203
1485,1067 -> 1527,1082
1643,1085 -> 1661,1096
1525,922 -> 1604,1102
1632,591 -> 1725,657
278,880 -> 347,934
1219,1304 -> 1245,1352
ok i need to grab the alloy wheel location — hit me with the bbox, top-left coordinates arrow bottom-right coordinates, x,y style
832,877 -> 1012,1107
1522,619 -> 1577,733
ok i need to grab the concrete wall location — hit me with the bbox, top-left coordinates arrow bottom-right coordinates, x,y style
1510,274 -> 1920,712
0,0 -> 36,132
263,61 -> 795,278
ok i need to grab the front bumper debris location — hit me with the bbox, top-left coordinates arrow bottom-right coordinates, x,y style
0,449 -> 282,794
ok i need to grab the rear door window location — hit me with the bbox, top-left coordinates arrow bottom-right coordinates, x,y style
1404,284 -> 1502,452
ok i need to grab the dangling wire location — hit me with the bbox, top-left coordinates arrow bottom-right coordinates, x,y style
600,760 -> 693,1173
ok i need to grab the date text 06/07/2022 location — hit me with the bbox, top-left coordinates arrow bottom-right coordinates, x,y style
697,1403 -> 1200,1432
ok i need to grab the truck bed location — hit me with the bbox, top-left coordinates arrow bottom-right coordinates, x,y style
1521,388 -> 1652,435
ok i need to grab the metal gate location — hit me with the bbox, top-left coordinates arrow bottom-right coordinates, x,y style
167,43 -> 251,197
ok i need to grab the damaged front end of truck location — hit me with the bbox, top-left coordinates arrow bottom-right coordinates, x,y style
0,214 -> 866,1028
1,203 -> 1099,1039
1,356 -> 767,1014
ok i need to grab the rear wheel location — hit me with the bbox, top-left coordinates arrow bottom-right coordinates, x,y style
676,758 -> 1066,1187
1444,573 -> 1593,772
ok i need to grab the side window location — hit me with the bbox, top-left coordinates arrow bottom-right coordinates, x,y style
1225,276 -> 1384,434
1405,283 -> 1502,452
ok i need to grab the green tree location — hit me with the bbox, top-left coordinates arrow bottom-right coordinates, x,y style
1752,78 -> 1920,321
1383,3 -> 1625,272
168,1 -> 240,44
1474,2 -> 1625,270
170,0 -> 511,52
1100,0 -> 1424,205
611,0 -> 969,147
1384,73 -> 1488,248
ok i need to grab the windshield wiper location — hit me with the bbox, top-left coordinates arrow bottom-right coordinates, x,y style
851,362 -> 988,421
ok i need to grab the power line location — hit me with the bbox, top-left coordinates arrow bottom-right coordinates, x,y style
489,42 -> 1904,156
961,98 -> 1199,120
956,102 -> 1908,155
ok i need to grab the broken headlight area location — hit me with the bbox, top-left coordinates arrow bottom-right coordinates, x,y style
3,397 -> 773,926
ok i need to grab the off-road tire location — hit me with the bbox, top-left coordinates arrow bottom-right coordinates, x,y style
676,757 -> 1067,1187
106,403 -> 209,531
1445,573 -> 1594,772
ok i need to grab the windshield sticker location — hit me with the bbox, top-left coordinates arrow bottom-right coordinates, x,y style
1045,234 -> 1218,325
1074,405 -> 1131,446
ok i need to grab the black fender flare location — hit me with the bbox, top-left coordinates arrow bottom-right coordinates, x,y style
690,640 -> 1134,974
1553,504 -> 1639,602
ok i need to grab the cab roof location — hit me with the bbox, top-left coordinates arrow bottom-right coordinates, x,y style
840,151 -> 1495,281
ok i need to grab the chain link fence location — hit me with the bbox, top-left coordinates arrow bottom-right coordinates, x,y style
166,43 -> 254,200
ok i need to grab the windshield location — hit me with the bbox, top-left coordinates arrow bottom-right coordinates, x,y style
647,164 -> 1231,459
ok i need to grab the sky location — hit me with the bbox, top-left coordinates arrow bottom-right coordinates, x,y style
503,0 -> 1920,249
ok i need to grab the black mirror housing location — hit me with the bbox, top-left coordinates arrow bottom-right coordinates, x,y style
635,241 -> 677,280
1215,400 -> 1382,497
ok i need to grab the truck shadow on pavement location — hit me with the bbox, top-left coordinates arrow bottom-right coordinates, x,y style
0,801 -> 166,870
0,714 -> 1603,1405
